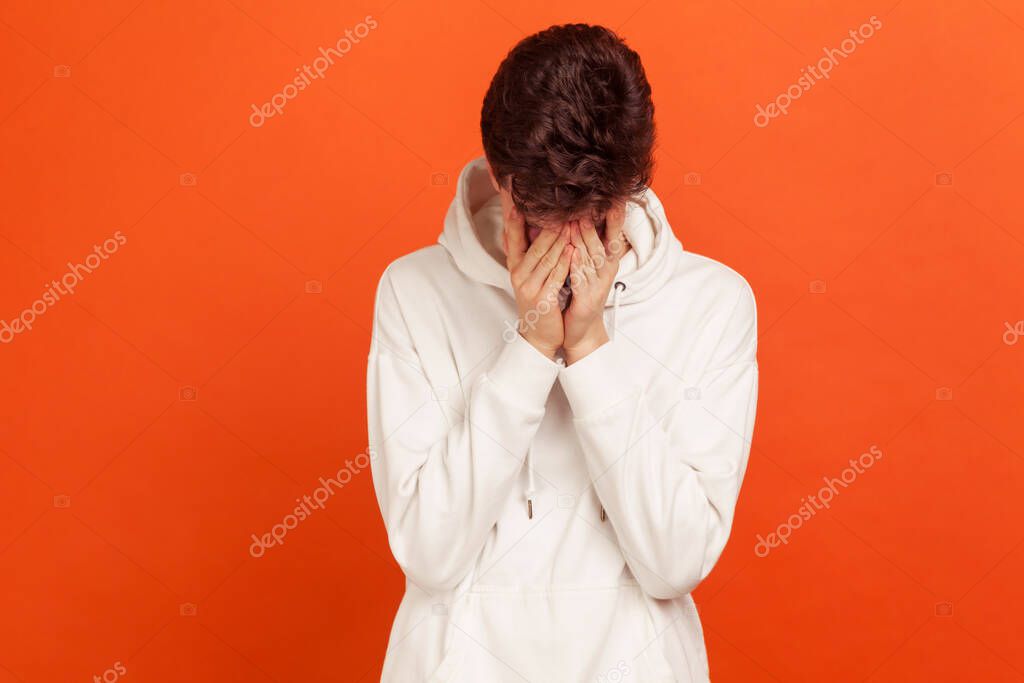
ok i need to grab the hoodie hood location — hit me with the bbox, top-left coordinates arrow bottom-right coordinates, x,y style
439,156 -> 683,306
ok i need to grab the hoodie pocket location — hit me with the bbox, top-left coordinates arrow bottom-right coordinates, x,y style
425,585 -> 687,682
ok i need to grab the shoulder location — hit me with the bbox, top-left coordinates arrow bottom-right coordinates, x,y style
371,245 -> 454,348
378,244 -> 455,291
674,251 -> 756,321
669,251 -> 757,364
373,244 -> 462,312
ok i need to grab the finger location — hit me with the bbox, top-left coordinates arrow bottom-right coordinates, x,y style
569,243 -> 595,296
502,192 -> 527,269
569,245 -> 586,294
602,202 -> 628,262
520,224 -> 562,274
569,221 -> 586,255
542,242 -> 572,295
580,217 -> 608,271
525,225 -> 569,289
570,222 -> 598,277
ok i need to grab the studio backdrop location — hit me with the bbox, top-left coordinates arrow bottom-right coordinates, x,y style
1,0 -> 1022,681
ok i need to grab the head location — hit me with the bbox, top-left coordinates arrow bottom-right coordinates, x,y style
481,23 -> 655,244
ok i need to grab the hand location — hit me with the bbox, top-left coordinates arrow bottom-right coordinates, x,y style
502,191 -> 573,359
563,204 -> 629,365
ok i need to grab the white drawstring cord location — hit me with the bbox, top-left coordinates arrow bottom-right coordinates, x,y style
599,281 -> 627,524
611,281 -> 626,341
524,447 -> 536,519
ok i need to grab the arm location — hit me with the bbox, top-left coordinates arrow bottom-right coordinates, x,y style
369,195 -> 571,592
561,283 -> 758,599
368,269 -> 560,592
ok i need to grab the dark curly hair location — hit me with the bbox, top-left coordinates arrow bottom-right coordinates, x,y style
481,23 -> 655,224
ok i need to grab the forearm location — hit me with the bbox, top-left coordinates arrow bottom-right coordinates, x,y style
559,341 -> 758,599
370,335 -> 559,590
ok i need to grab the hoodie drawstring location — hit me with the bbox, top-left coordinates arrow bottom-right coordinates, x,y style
600,281 -> 628,523
524,447 -> 536,519
611,281 -> 626,341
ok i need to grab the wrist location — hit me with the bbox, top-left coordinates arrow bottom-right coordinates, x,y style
564,328 -> 609,365
521,332 -> 559,360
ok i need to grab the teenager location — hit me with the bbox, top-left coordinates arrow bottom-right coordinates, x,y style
367,23 -> 757,682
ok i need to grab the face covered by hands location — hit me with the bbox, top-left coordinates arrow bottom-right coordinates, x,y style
500,188 -> 629,364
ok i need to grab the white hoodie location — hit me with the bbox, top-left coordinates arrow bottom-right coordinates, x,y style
368,157 -> 758,682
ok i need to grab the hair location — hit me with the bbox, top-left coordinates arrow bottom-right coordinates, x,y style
481,23 -> 655,224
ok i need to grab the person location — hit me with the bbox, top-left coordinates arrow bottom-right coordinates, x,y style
367,23 -> 757,682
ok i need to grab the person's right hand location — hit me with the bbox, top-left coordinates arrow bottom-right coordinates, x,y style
501,191 -> 572,359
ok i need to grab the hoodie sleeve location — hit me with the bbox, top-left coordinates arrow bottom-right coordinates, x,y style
558,282 -> 758,600
367,267 -> 559,592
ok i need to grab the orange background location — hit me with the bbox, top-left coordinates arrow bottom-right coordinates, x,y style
1,0 -> 1023,681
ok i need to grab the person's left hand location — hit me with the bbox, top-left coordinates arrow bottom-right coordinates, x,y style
563,203 -> 629,365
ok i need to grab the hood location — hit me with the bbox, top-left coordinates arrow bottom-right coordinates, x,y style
438,156 -> 683,307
